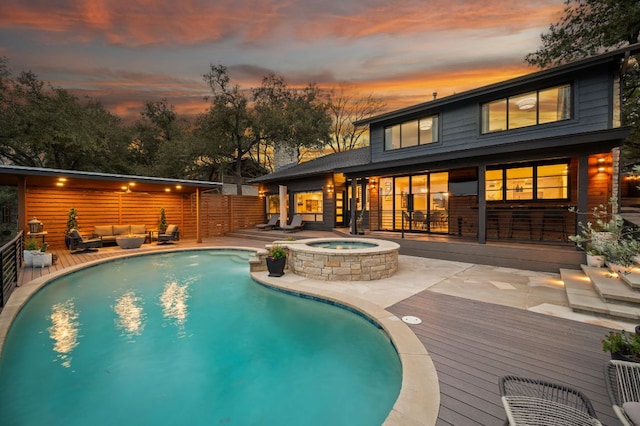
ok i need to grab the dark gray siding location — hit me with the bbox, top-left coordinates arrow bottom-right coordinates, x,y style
371,64 -> 615,164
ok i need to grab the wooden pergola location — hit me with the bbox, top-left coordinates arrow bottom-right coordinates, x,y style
0,165 -> 224,249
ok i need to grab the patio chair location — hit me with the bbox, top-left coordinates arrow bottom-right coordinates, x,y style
498,375 -> 602,425
157,224 -> 179,244
604,360 -> 640,426
256,214 -> 279,231
68,229 -> 103,253
282,214 -> 304,233
413,211 -> 427,229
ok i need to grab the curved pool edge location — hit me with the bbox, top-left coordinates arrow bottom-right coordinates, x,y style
1,247 -> 440,425
0,246 -> 260,356
251,270 -> 440,426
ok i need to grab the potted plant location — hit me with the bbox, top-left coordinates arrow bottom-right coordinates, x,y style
23,237 -> 40,267
64,207 -> 79,249
585,244 -> 605,268
159,208 -> 167,233
569,198 -> 640,272
602,329 -> 640,363
31,242 -> 52,268
266,244 -> 287,277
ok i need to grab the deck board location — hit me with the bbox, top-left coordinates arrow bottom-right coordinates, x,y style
388,290 -> 621,426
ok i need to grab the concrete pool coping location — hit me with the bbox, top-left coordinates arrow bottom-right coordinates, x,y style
0,246 -> 440,426
251,269 -> 439,426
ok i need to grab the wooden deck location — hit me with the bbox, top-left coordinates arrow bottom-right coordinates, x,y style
15,238 -> 622,425
388,291 -> 620,426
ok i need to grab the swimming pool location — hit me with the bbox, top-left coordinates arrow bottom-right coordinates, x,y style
0,250 -> 402,425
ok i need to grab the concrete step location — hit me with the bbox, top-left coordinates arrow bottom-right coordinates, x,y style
224,228 -> 345,243
561,268 -> 640,321
620,269 -> 640,290
225,229 -> 294,243
581,265 -> 640,304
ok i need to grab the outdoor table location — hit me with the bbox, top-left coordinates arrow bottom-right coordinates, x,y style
26,231 -> 48,245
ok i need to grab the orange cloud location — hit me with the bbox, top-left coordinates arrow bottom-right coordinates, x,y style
0,0 -> 565,120
0,0 -> 563,47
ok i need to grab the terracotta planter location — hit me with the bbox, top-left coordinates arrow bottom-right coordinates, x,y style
266,257 -> 286,277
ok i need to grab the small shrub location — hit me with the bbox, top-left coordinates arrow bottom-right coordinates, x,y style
267,244 -> 287,260
602,330 -> 640,361
24,237 -> 40,251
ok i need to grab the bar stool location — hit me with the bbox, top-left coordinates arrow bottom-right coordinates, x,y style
509,209 -> 533,240
487,210 -> 501,239
540,209 -> 568,242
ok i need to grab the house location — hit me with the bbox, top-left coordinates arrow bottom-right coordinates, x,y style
254,45 -> 638,250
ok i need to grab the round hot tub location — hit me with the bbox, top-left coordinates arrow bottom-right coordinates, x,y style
284,238 -> 400,281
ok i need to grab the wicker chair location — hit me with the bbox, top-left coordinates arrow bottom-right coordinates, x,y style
499,375 -> 602,425
604,360 -> 640,426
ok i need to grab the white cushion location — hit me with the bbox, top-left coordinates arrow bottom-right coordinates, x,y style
623,402 -> 640,425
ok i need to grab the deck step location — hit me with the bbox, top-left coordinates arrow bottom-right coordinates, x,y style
620,268 -> 640,290
226,228 -> 349,243
561,268 -> 640,321
581,265 -> 640,303
225,229 -> 293,243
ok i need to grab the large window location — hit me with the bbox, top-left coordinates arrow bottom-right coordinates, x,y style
385,115 -> 438,150
485,162 -> 569,201
481,84 -> 571,133
294,191 -> 323,222
378,173 -> 449,233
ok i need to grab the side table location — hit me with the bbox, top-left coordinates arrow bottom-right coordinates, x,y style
27,231 -> 48,245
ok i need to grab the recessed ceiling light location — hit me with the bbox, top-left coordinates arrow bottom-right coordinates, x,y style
516,97 -> 536,110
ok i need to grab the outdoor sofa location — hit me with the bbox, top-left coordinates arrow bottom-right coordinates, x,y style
92,224 -> 147,245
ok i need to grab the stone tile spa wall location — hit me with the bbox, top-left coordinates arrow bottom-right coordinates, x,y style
255,238 -> 400,281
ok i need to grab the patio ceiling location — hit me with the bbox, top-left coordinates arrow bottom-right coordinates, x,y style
0,165 -> 222,194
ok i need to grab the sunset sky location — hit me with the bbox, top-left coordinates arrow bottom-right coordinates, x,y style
0,0 -> 566,119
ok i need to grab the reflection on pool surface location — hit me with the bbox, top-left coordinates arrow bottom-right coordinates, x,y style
0,250 -> 401,426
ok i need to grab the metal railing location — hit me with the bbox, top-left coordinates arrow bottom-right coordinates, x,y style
0,231 -> 23,309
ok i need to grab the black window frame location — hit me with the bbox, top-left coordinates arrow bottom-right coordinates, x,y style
481,83 -> 572,134
486,160 -> 571,203
384,115 -> 439,151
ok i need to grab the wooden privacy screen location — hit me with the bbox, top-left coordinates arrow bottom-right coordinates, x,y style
24,188 -> 264,249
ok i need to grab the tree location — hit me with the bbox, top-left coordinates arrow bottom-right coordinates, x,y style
525,0 -> 640,163
130,98 -> 193,178
0,60 -> 131,171
326,83 -> 386,153
253,73 -> 331,164
199,65 -> 259,195
197,66 -> 332,193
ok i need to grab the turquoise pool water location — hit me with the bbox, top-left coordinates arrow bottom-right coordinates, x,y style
0,250 -> 401,426
307,241 -> 378,250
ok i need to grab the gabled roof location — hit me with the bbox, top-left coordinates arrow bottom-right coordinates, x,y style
250,148 -> 370,183
355,43 -> 640,127
0,164 -> 223,193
